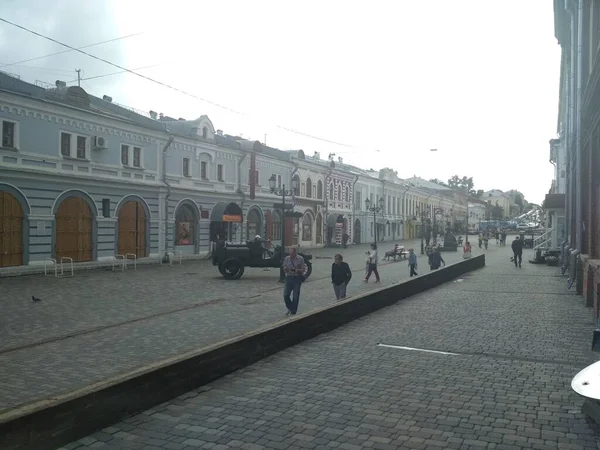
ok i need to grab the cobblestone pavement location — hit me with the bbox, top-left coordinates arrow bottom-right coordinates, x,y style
65,246 -> 600,450
1,238 -> 469,412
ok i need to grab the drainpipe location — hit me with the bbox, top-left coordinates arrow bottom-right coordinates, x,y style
162,134 -> 175,261
236,152 -> 248,243
351,175 -> 358,244
575,0 -> 583,252
564,0 -> 576,249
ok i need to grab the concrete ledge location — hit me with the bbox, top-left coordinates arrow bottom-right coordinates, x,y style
582,398 -> 600,427
0,255 -> 485,450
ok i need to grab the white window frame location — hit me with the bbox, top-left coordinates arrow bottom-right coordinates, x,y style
200,160 -> 209,180
120,143 -> 144,168
59,131 -> 89,160
183,157 -> 192,177
1,119 -> 19,150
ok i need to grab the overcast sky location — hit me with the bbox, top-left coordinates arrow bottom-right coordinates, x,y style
0,0 -> 560,203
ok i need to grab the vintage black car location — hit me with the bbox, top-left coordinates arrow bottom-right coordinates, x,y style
212,241 -> 313,280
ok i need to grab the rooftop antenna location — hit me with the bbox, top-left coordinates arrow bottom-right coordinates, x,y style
75,69 -> 82,87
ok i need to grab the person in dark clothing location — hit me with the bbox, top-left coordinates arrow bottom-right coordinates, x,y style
428,247 -> 445,271
331,254 -> 352,300
511,236 -> 524,268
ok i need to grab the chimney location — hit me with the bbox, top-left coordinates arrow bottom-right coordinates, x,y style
55,80 -> 66,88
149,110 -> 158,119
159,113 -> 164,120
102,95 -> 113,103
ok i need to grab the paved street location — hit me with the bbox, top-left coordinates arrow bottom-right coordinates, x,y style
1,238 -> 466,413
63,243 -> 600,450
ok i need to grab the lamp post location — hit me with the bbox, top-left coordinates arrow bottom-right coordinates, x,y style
415,206 -> 431,255
269,174 -> 299,282
365,197 -> 384,245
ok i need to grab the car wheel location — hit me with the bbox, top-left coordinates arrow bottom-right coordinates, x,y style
221,258 -> 245,280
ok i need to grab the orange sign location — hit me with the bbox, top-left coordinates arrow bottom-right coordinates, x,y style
222,214 -> 242,222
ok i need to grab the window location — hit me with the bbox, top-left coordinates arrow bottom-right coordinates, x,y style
272,211 -> 282,241
76,136 -> 86,159
277,174 -> 282,188
121,144 -> 143,167
2,120 -> 16,148
202,127 -> 208,139
201,161 -> 208,179
60,132 -> 87,158
61,132 -> 71,156
317,180 -> 323,199
176,204 -> 196,245
133,147 -> 141,167
183,158 -> 190,177
217,164 -> 224,181
355,191 -> 362,211
306,178 -> 312,198
121,145 -> 129,165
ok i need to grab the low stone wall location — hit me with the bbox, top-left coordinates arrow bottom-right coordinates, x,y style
0,255 -> 485,450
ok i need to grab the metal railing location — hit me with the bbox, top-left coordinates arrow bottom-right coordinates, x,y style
533,228 -> 553,251
44,257 -> 74,278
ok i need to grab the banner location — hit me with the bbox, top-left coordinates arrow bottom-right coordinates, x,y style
223,214 -> 242,223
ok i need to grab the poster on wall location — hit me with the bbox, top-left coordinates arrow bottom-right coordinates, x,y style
177,222 -> 192,245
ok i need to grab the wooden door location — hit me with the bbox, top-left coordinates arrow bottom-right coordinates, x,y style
0,191 -> 24,267
55,197 -> 93,262
118,201 -> 147,257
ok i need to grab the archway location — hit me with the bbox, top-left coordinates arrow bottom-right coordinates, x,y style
246,206 -> 263,241
302,211 -> 313,242
174,201 -> 199,253
315,213 -> 323,244
117,200 -> 148,257
0,190 -> 25,267
353,219 -> 361,244
210,202 -> 242,242
55,197 -> 94,262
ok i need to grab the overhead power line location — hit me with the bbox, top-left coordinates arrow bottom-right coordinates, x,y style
0,32 -> 143,69
0,17 -> 362,151
65,64 -> 161,84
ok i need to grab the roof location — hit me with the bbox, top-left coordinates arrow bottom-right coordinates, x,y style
404,176 -> 451,191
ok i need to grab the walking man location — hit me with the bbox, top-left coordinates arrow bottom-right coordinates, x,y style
282,247 -> 306,315
511,235 -> 524,268
331,254 -> 352,300
408,248 -> 418,277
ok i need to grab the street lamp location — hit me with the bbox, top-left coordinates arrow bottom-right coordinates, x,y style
269,174 -> 300,282
414,206 -> 431,255
365,197 -> 384,245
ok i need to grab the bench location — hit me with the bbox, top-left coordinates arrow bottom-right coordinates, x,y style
384,247 -> 408,261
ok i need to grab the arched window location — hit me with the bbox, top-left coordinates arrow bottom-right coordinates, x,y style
202,127 -> 208,139
272,210 -> 282,241
306,178 -> 313,198
317,180 -> 323,199
337,184 -> 342,201
176,204 -> 196,245
329,183 -> 334,200
302,212 -> 313,241
345,185 -> 350,203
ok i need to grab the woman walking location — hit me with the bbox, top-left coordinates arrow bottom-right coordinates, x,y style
364,244 -> 380,283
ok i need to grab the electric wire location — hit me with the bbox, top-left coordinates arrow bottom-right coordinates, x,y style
0,32 -> 143,69
0,17 -> 364,151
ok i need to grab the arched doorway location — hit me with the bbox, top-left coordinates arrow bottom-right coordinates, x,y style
210,202 -> 243,242
302,211 -> 313,243
174,202 -> 198,253
55,197 -> 93,262
353,219 -> 361,244
0,191 -> 24,267
315,213 -> 323,244
118,200 -> 147,257
246,207 -> 263,241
